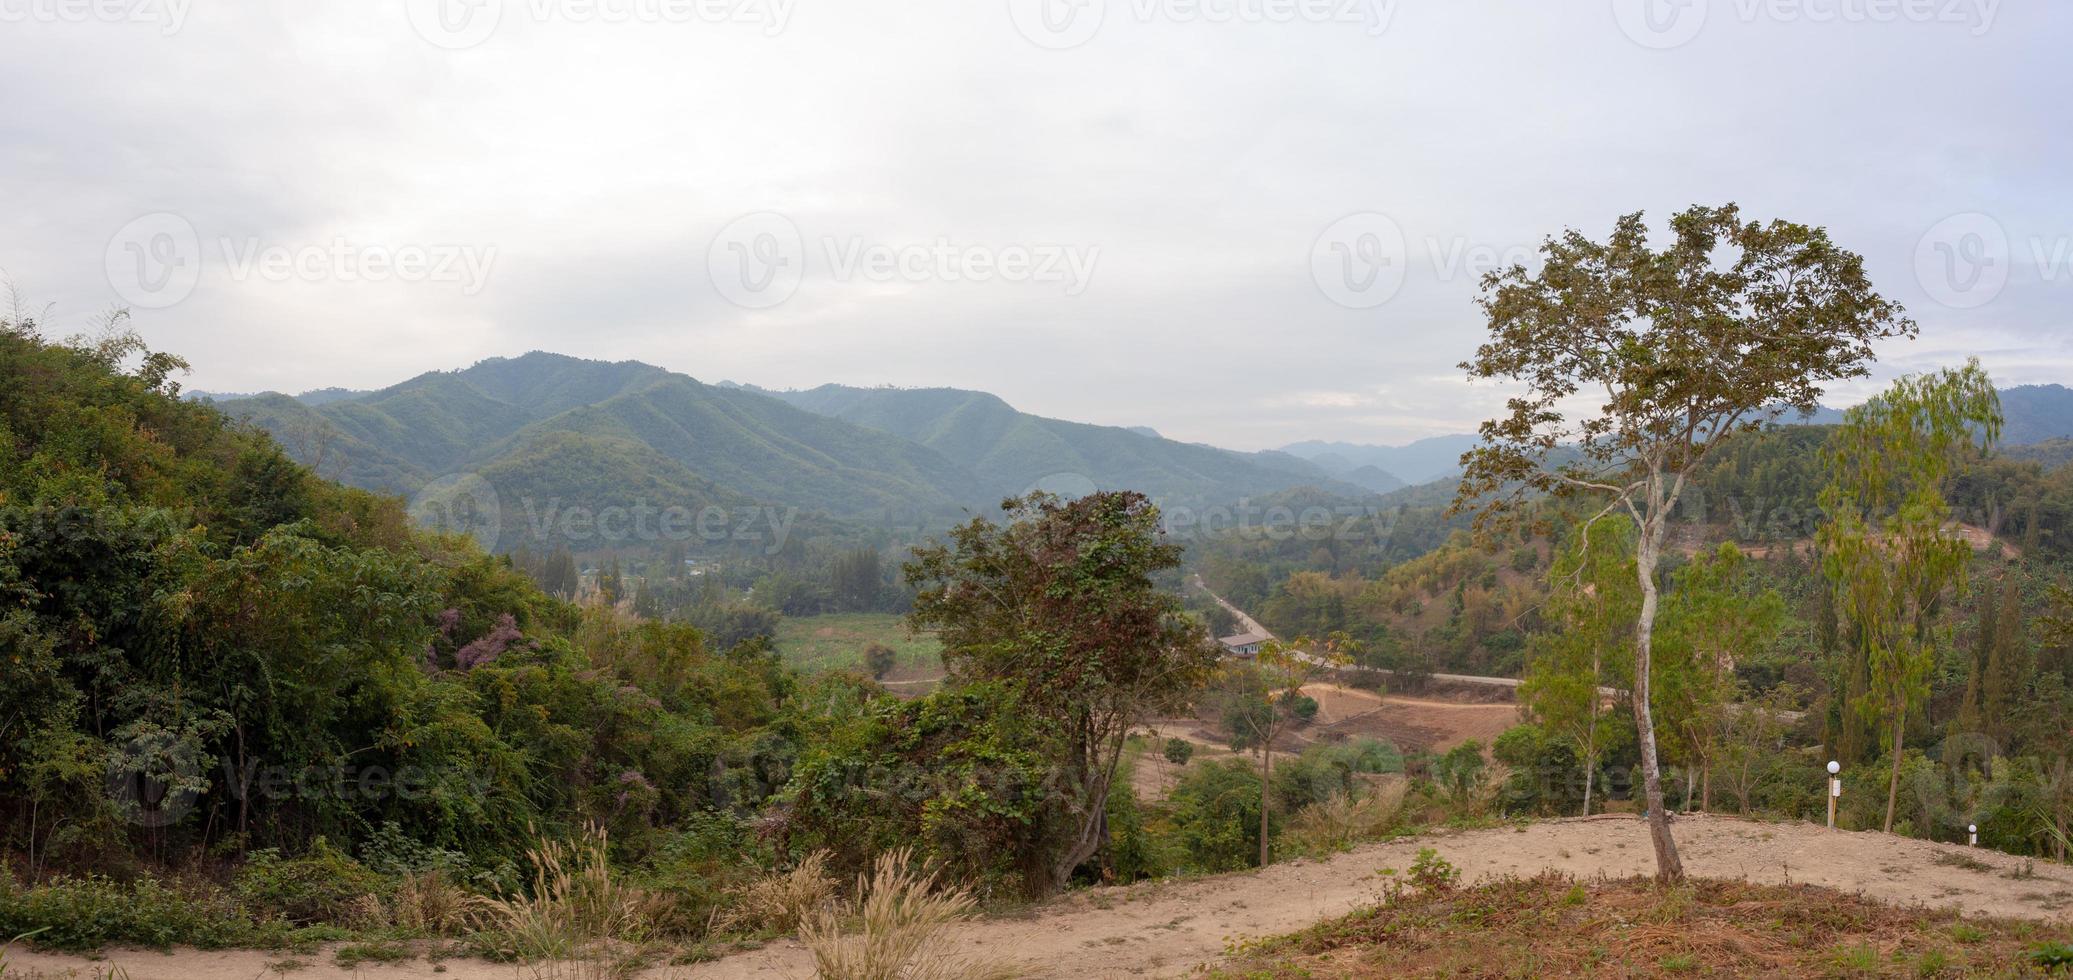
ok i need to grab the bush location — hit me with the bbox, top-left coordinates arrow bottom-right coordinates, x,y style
863,643 -> 897,680
1162,737 -> 1194,766
1158,757 -> 1266,873
234,840 -> 387,926
0,874 -> 288,952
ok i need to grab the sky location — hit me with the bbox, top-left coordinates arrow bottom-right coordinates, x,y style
3,0 -> 2068,451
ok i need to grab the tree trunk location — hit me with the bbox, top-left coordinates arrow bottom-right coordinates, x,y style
1884,711 -> 1905,834
1701,762 -> 1711,813
1259,745 -> 1274,868
1582,757 -> 1595,817
1634,528 -> 1686,882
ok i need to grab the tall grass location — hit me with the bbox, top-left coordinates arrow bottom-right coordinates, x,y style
713,850 -> 836,935
800,849 -> 1016,980
486,823 -> 666,980
390,869 -> 490,935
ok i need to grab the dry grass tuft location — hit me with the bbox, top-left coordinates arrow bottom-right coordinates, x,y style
800,848 -> 1017,980
1280,783 -> 1409,858
714,849 -> 837,936
391,869 -> 491,935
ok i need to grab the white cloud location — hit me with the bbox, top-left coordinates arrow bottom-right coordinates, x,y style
1,0 -> 2067,449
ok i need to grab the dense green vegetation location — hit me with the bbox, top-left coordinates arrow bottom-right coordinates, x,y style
0,321 -> 818,951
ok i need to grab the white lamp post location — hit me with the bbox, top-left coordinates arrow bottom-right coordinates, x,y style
1826,761 -> 1841,830
1969,823 -> 1978,847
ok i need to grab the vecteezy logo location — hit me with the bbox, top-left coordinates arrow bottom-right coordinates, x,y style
708,211 -> 804,309
405,0 -> 503,49
1915,212 -> 2009,310
106,727 -> 204,829
1008,0 -> 1105,50
1612,0 -> 1707,49
105,212 -> 201,310
408,472 -> 503,551
1311,212 -> 1406,309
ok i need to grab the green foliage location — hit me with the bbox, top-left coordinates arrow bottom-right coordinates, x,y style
0,322 -> 802,917
906,491 -> 1218,890
1819,361 -> 2001,832
234,841 -> 386,925
1158,758 -> 1269,873
1407,848 -> 1460,893
1163,737 -> 1195,766
0,874 -> 290,952
778,681 -> 1054,892
1432,742 -> 1488,807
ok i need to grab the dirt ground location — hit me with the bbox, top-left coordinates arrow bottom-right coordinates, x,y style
17,815 -> 2073,980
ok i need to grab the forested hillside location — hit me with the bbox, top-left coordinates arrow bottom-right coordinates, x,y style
0,320 -> 816,926
760,383 -> 1358,505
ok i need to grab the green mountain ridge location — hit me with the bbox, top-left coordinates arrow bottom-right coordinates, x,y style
758,382 -> 1367,506
218,353 -> 1370,549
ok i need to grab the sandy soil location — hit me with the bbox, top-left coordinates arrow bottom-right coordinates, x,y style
17,815 -> 2071,980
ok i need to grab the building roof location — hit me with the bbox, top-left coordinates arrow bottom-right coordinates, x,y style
1218,631 -> 1269,648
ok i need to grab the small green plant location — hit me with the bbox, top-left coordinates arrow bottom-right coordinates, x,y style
1950,922 -> 1986,944
1658,952 -> 1697,972
1831,942 -> 1879,972
334,940 -> 412,968
1407,849 -> 1459,894
1914,947 -> 1949,977
2030,939 -> 2073,971
1163,737 -> 1195,766
1932,851 -> 1993,874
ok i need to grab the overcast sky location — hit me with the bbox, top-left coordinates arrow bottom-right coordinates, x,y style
3,0 -> 2067,450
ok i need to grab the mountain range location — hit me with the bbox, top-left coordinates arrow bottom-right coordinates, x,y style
211,352 -> 1371,548
208,354 -> 2073,551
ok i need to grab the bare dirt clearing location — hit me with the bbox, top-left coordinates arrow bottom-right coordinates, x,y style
18,815 -> 2072,980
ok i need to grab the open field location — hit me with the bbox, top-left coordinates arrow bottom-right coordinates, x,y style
770,612 -> 942,677
16,816 -> 2070,980
1150,683 -> 1523,761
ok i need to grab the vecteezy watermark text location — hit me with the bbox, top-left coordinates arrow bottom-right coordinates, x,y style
104,212 -> 497,309
707,211 -> 1101,309
404,0 -> 794,49
1615,0 -> 2000,50
0,0 -> 191,33
1009,0 -> 1395,50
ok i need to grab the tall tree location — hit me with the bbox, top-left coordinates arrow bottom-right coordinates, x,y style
1455,204 -> 1916,880
1220,633 -> 1352,867
1520,516 -> 1635,816
905,491 -> 1218,890
1818,361 -> 2000,833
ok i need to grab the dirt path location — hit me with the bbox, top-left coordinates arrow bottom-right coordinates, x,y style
16,815 -> 2072,980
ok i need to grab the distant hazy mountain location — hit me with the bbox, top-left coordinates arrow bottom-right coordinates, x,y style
1997,385 -> 2073,444
755,384 -> 1365,507
1278,384 -> 2073,484
1278,434 -> 1481,486
1783,384 -> 2073,444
